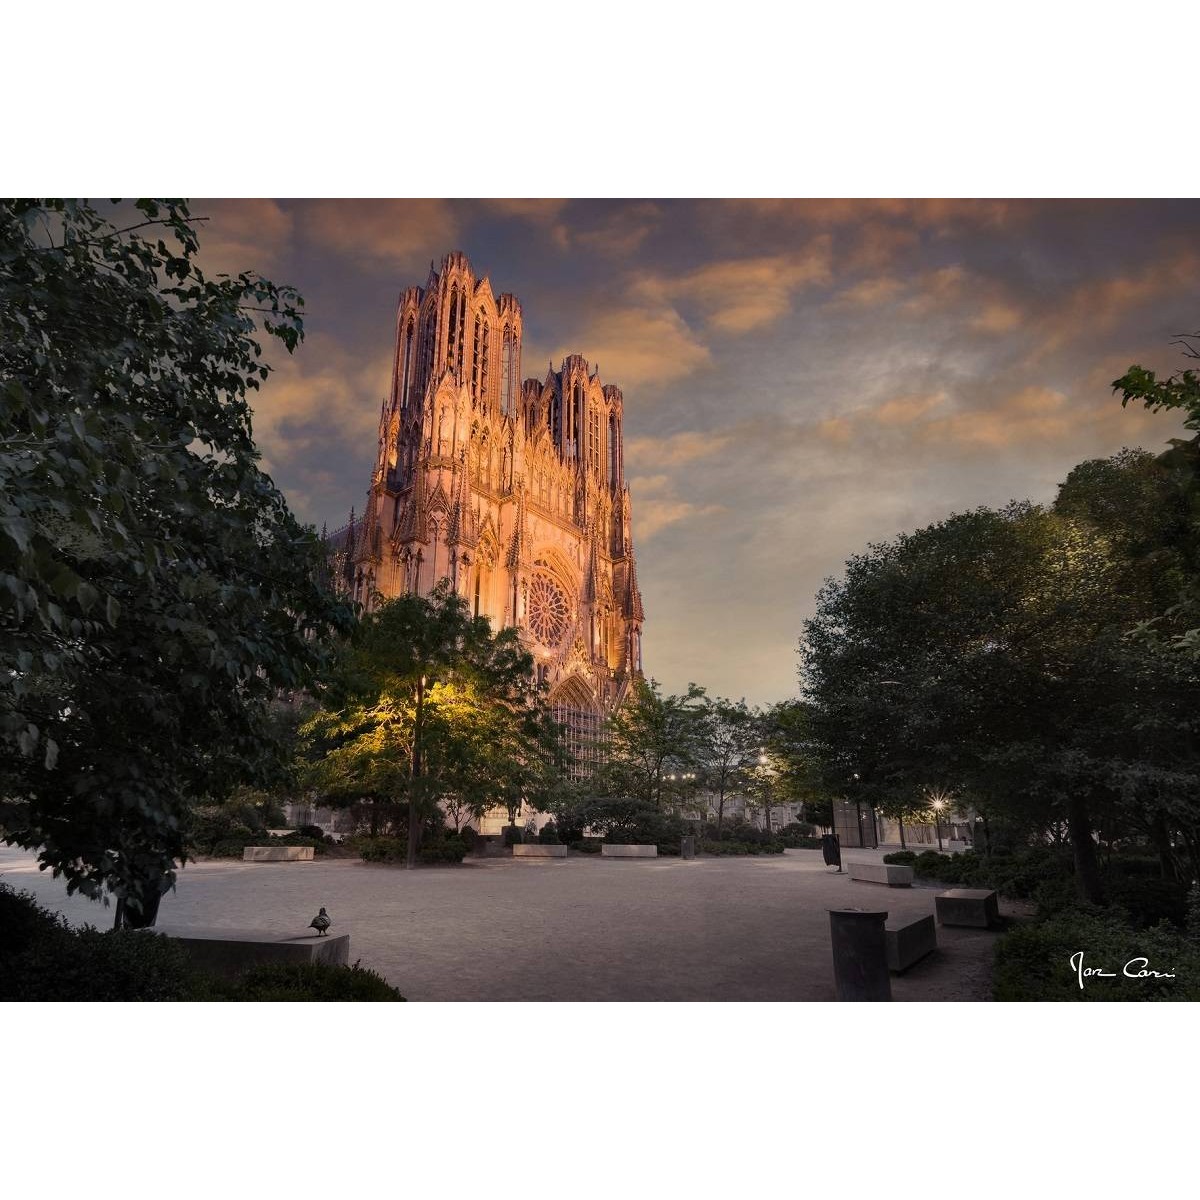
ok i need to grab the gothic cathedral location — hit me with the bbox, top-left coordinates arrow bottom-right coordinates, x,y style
332,251 -> 645,781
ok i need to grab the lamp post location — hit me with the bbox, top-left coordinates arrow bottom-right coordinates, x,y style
931,798 -> 945,852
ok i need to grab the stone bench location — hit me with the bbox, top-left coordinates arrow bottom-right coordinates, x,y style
847,860 -> 913,887
512,843 -> 568,858
885,914 -> 937,972
601,844 -> 658,858
935,888 -> 1000,928
145,926 -> 349,978
243,845 -> 314,862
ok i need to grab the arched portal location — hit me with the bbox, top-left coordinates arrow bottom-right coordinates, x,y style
549,673 -> 604,782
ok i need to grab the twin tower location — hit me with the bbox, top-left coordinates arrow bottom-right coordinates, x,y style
334,251 -> 645,773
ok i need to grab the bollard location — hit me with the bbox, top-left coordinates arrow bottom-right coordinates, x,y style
681,835 -> 695,860
828,908 -> 892,1001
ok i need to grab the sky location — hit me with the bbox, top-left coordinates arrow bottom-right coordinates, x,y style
192,199 -> 1199,707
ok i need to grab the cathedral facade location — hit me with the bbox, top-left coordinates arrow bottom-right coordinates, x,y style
332,251 -> 645,785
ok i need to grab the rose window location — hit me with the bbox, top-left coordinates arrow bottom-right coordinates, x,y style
528,571 -> 570,649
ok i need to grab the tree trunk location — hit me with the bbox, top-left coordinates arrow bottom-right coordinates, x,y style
898,816 -> 906,849
1149,811 -> 1180,881
765,803 -> 773,835
408,677 -> 425,870
716,788 -> 725,835
1067,793 -> 1104,905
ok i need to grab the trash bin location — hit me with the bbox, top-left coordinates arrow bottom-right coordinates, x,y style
821,833 -> 841,868
828,908 -> 891,1001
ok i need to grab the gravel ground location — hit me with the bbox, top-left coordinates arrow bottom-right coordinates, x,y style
0,845 -> 1018,1001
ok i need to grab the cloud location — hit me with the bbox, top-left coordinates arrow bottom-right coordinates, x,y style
484,199 -> 571,250
635,240 -> 833,334
833,275 -> 905,307
1034,250 -> 1200,358
300,200 -> 459,271
970,303 -> 1023,333
629,479 -> 724,541
192,199 -> 294,279
573,202 -> 663,257
550,302 -> 710,389
250,335 -> 391,519
729,198 -> 1024,232
625,429 -> 732,468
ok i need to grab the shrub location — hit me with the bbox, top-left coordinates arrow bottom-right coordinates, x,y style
357,836 -> 408,863
224,957 -> 403,1001
883,851 -> 917,865
777,822 -> 817,845
537,822 -> 561,844
458,825 -> 479,850
502,825 -> 524,847
570,839 -> 602,854
0,886 -> 200,1001
1108,878 -> 1189,929
699,839 -> 785,856
419,836 -> 467,864
993,908 -> 1200,1001
298,824 -> 327,842
216,961 -> 405,1001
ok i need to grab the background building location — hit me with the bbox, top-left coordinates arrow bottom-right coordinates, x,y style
329,251 -> 645,817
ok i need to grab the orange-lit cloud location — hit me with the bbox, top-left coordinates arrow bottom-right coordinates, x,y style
550,303 -> 710,389
301,200 -> 459,271
635,240 -> 833,334
625,429 -> 732,468
192,199 -> 294,278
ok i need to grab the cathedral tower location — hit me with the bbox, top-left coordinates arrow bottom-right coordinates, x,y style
331,251 -> 645,786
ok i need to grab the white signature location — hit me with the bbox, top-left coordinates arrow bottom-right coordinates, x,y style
1070,951 -> 1176,991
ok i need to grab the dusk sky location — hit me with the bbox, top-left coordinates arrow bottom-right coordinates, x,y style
194,199 -> 1199,707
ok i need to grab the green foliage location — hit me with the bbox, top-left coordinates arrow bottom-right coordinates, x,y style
419,836 -> 467,864
883,850 -> 917,865
0,199 -> 353,921
799,476 -> 1200,901
993,908 -> 1200,1001
700,839 -> 785,856
598,678 -> 706,808
537,821 -> 561,844
356,836 -> 409,863
301,582 -> 561,868
458,825 -> 479,851
570,839 -> 603,854
213,961 -> 405,1002
0,883 -> 403,1000
777,822 -> 818,847
0,884 -> 197,1000
502,824 -> 524,847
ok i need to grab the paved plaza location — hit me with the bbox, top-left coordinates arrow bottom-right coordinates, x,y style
0,846 -> 1016,1001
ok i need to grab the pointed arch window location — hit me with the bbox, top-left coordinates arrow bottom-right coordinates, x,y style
501,325 -> 515,414
447,286 -> 460,372
401,318 -> 415,410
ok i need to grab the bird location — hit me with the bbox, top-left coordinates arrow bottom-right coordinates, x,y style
309,906 -> 332,936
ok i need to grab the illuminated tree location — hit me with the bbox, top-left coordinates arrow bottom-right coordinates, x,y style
302,583 -> 560,867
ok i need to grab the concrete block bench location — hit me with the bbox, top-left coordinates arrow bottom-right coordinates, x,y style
146,926 -> 349,978
847,860 -> 913,887
512,843 -> 568,858
935,888 -> 1000,928
243,845 -> 314,862
601,844 -> 658,858
885,914 -> 937,971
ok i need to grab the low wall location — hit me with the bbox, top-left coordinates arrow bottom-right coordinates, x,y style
147,927 -> 349,978
601,844 -> 658,859
243,846 -> 314,862
512,844 -> 568,858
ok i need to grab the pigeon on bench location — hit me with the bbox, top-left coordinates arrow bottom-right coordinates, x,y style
309,906 -> 332,936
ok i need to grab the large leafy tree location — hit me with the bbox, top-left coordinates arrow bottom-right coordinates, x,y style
692,696 -> 758,832
1113,335 -> 1200,654
598,678 -> 706,809
799,488 -> 1200,902
0,199 -> 351,925
301,583 -> 561,867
